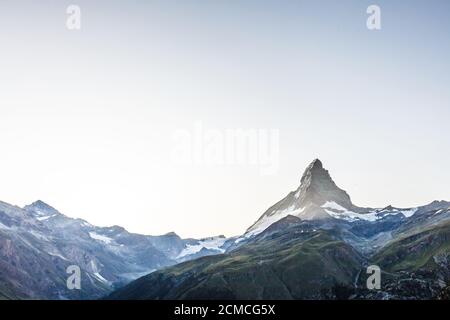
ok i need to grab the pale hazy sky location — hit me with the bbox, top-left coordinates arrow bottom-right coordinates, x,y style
0,1 -> 449,238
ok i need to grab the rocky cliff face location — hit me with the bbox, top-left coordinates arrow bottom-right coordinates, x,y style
295,159 -> 354,210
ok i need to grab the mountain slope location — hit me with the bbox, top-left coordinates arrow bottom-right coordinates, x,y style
107,159 -> 450,300
243,159 -> 418,240
107,223 -> 364,299
0,200 -> 228,299
351,217 -> 450,299
374,216 -> 450,273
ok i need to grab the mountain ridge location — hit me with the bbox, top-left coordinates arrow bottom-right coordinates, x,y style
0,199 -> 229,299
2,159 -> 450,300
242,159 -> 435,242
106,159 -> 450,300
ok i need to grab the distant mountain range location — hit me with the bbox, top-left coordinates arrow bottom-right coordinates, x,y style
106,159 -> 450,300
0,200 -> 228,299
2,159 -> 450,300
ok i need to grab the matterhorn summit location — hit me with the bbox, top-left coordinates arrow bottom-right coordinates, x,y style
244,159 -> 419,238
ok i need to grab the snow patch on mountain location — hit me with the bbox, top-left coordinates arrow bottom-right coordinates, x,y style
177,236 -> 227,259
33,209 -> 49,217
47,251 -> 69,261
322,201 -> 374,222
89,232 -> 114,244
401,208 -> 418,218
37,214 -> 57,221
0,221 -> 11,230
322,201 -> 418,222
29,230 -> 50,241
241,206 -> 305,241
93,272 -> 108,284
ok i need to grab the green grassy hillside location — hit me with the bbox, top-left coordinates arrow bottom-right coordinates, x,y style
374,221 -> 450,272
107,229 -> 365,299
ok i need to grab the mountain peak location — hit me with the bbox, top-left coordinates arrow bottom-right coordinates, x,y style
30,200 -> 51,207
164,232 -> 179,237
27,200 -> 56,211
309,158 -> 323,169
301,158 -> 326,178
295,159 -> 353,209
24,200 -> 61,217
246,159 -> 357,237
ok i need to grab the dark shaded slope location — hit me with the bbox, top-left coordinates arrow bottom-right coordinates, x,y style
352,220 -> 450,299
107,224 -> 365,300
